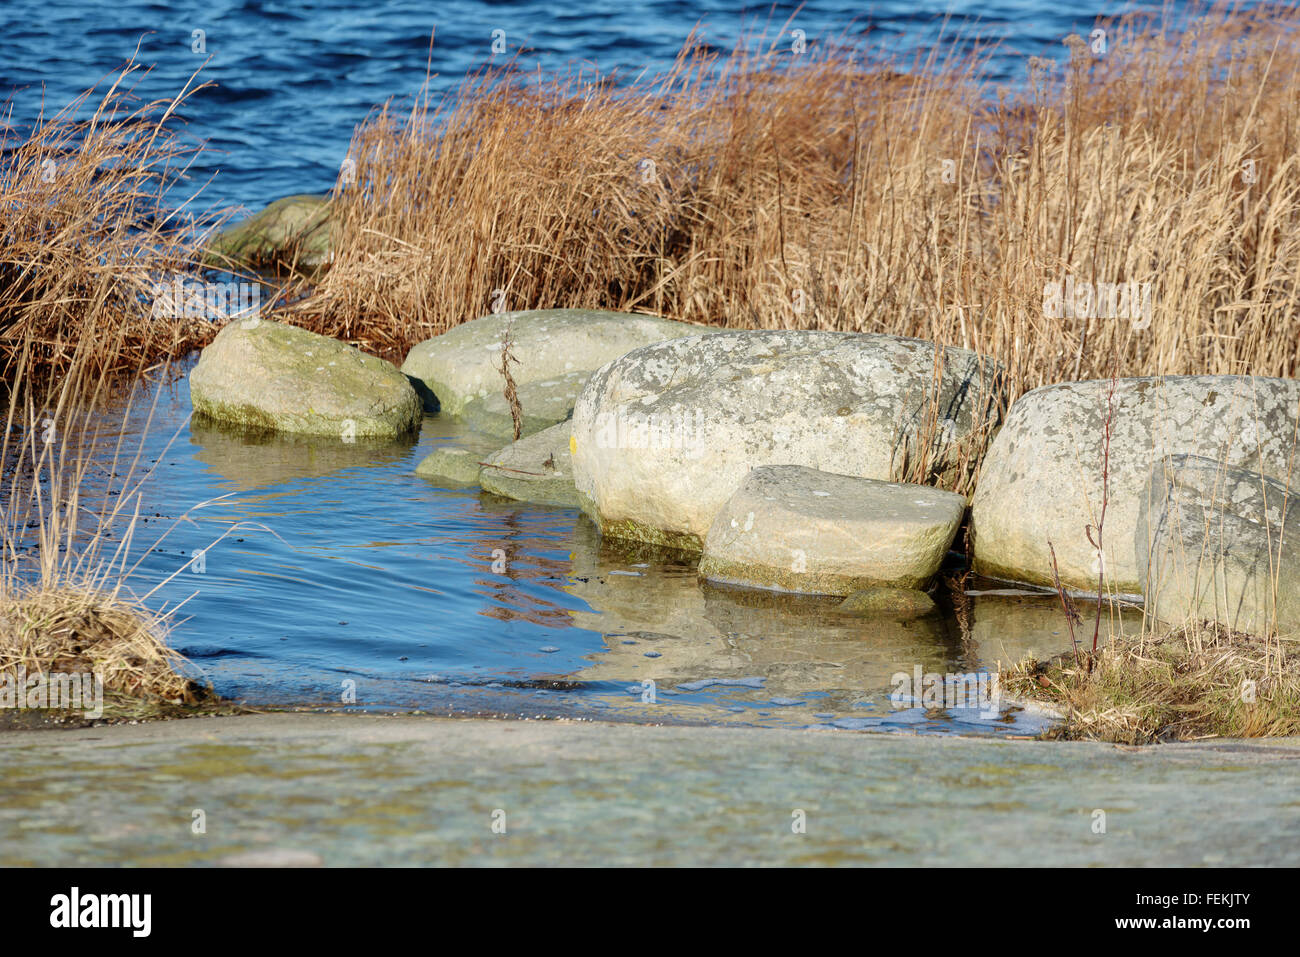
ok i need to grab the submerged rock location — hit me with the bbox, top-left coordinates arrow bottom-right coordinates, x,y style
399,309 -> 703,416
189,319 -> 421,438
1139,454 -> 1300,638
838,587 -> 938,619
698,465 -> 966,595
571,330 -> 999,552
204,193 -> 332,270
479,422 -> 578,508
415,447 -> 486,487
460,371 -> 588,439
971,376 -> 1300,595
413,424 -> 506,488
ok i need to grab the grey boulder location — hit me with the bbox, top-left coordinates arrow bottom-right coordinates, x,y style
400,309 -> 704,416
479,423 -> 579,508
571,330 -> 999,552
190,319 -> 421,439
698,465 -> 966,595
1138,453 -> 1300,638
971,376 -> 1300,595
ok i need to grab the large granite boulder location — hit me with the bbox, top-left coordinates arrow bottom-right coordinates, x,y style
570,330 -> 1000,552
399,309 -> 704,416
699,466 -> 965,595
204,194 -> 333,270
971,376 -> 1300,595
1138,454 -> 1300,638
190,319 -> 420,438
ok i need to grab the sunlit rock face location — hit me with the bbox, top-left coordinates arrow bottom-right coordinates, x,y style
571,330 -> 999,552
973,376 -> 1300,595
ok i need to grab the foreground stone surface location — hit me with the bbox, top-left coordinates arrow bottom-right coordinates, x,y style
479,422 -> 578,507
0,713 -> 1295,866
460,371 -> 588,439
400,309 -> 703,416
1139,454 -> 1300,637
972,375 -> 1300,595
190,319 -> 421,438
572,331 -> 999,552
699,466 -> 965,594
204,193 -> 332,269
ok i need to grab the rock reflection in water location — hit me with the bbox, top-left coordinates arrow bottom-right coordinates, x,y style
190,418 -> 416,490
558,518 -> 968,723
966,589 -> 1144,668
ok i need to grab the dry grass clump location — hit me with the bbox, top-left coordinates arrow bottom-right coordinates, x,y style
1003,621 -> 1300,743
0,585 -> 197,703
1,337 -> 216,709
0,60 -> 224,378
289,2 -> 1300,413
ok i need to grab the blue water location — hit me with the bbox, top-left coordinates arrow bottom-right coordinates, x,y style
27,354 -> 1082,734
2,0 -> 1167,731
1,0 -> 1173,213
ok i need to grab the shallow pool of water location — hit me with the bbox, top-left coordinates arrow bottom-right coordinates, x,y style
12,355 -> 1142,735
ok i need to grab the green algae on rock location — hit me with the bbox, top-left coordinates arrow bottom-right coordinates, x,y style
189,319 -> 420,438
838,587 -> 938,619
203,193 -> 333,271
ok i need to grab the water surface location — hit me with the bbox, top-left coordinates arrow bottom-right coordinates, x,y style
26,356 -> 1130,734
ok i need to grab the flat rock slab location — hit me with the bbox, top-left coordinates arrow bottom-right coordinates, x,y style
1139,454 -> 1300,637
400,309 -> 704,416
204,193 -> 332,270
415,446 -> 487,487
2,713 -> 1297,866
479,422 -> 578,508
460,370 -> 588,439
699,465 -> 966,595
572,330 -> 999,552
190,319 -> 421,438
972,375 -> 1300,595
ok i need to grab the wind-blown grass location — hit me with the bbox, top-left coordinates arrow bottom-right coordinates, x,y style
289,1 -> 1300,423
0,60 -> 225,378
